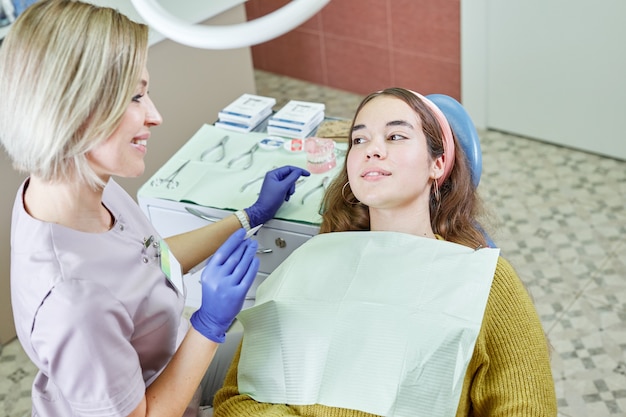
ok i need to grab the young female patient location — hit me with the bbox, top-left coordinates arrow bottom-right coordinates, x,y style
212,88 -> 557,416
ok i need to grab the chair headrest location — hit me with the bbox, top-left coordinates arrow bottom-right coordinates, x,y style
426,94 -> 482,187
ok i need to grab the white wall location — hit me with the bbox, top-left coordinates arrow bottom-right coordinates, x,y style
461,0 -> 626,160
461,0 -> 488,129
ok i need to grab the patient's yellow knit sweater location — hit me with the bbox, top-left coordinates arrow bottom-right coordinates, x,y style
213,257 -> 557,417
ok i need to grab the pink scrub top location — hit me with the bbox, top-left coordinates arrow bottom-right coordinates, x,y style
10,179 -> 187,416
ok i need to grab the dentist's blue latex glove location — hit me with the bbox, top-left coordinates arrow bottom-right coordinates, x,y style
190,228 -> 259,343
245,165 -> 310,228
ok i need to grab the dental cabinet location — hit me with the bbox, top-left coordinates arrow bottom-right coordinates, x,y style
138,124 -> 341,309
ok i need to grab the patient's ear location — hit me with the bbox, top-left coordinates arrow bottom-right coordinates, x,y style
431,154 -> 445,180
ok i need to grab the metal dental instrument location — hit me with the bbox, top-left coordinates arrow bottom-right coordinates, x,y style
239,166 -> 279,193
150,160 -> 190,189
301,175 -> 330,205
200,135 -> 229,162
185,206 -> 221,223
240,174 -> 265,192
244,224 -> 263,240
227,143 -> 259,170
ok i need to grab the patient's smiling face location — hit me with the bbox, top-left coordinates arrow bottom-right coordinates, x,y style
347,95 -> 441,217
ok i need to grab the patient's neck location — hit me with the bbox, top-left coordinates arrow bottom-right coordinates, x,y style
369,207 -> 435,239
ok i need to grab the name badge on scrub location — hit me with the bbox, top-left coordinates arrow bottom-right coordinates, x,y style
159,239 -> 185,295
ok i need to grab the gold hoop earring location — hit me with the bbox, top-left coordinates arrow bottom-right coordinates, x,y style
342,182 -> 360,205
433,179 -> 441,202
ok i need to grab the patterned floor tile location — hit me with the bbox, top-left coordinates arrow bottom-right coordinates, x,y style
0,340 -> 37,417
551,252 -> 626,416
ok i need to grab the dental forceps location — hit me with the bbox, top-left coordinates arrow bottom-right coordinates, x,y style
227,143 -> 259,170
240,174 -> 264,192
239,166 -> 281,192
150,160 -> 190,189
301,175 -> 330,205
200,135 -> 229,162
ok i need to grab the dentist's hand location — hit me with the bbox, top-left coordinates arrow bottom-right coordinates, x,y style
245,165 -> 310,228
190,229 -> 259,342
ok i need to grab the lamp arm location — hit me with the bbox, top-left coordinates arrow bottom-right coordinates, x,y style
130,0 -> 330,50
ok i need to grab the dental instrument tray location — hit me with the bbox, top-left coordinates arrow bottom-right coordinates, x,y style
138,124 -> 340,311
138,124 -> 342,226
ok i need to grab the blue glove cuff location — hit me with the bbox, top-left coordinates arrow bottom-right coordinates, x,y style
190,310 -> 227,343
243,207 -> 262,229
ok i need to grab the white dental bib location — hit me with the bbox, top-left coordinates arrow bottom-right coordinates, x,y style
237,231 -> 500,417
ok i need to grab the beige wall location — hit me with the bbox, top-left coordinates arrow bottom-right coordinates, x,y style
0,160 -> 25,345
0,5 -> 256,345
115,5 -> 257,201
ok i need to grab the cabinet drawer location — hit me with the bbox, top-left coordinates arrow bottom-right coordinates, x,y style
147,204 -> 315,274
141,201 -> 317,308
254,226 -> 313,273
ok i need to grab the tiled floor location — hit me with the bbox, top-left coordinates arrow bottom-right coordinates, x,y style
1,70 -> 625,417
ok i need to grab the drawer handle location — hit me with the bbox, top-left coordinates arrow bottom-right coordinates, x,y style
185,207 -> 221,223
257,248 -> 273,254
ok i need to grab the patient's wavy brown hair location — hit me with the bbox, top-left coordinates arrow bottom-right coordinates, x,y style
319,88 -> 488,249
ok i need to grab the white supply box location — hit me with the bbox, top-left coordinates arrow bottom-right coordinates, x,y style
218,93 -> 276,125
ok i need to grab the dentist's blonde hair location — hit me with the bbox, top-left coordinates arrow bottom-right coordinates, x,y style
0,0 -> 149,189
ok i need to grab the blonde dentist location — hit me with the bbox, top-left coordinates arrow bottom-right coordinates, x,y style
0,1 -> 308,416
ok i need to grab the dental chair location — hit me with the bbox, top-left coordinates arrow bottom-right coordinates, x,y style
427,94 -> 482,188
426,94 -> 495,247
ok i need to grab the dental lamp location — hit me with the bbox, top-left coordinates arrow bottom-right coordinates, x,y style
130,0 -> 330,50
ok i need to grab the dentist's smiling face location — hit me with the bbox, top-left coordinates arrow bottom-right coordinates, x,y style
87,67 -> 162,181
347,95 -> 438,214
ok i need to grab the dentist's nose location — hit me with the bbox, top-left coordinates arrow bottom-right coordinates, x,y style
145,95 -> 163,127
